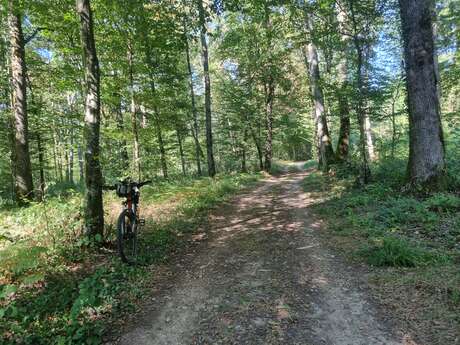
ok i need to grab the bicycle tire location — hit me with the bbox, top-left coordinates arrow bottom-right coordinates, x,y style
117,209 -> 137,264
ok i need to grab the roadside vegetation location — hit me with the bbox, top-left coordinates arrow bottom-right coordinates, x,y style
0,173 -> 260,345
303,159 -> 460,344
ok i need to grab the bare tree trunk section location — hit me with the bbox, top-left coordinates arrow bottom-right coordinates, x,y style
263,78 -> 275,171
399,0 -> 446,187
114,94 -> 129,169
127,43 -> 141,181
349,1 -> 371,183
69,127 -> 75,184
364,112 -> 375,161
304,32 -> 335,171
363,45 -> 376,162
176,126 -> 187,177
77,146 -> 84,182
241,128 -> 248,173
154,114 -> 168,179
335,4 -> 351,162
37,133 -> 45,201
77,0 -> 104,237
197,0 -> 216,177
354,44 -> 371,183
142,37 -> 168,180
184,20 -> 202,176
8,2 -> 34,201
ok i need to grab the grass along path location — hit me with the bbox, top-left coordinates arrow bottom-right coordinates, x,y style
302,168 -> 460,345
110,169 -> 409,345
0,173 -> 261,344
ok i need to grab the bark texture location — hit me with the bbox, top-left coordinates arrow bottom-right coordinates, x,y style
305,23 -> 335,171
77,0 -> 104,236
335,4 -> 351,162
8,2 -> 34,201
184,20 -> 202,176
128,43 -> 141,180
198,0 -> 216,177
263,78 -> 275,171
399,0 -> 446,186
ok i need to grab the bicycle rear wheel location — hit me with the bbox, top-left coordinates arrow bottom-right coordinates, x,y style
117,210 -> 137,264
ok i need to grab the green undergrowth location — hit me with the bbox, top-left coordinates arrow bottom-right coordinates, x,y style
0,173 -> 261,344
303,160 -> 460,343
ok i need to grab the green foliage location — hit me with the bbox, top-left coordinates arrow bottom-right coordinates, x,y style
305,158 -> 460,265
358,236 -> 450,267
0,172 -> 260,344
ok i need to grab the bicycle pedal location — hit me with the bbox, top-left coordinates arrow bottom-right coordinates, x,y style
138,219 -> 146,226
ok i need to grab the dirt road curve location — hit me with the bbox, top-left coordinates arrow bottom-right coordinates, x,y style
112,171 -> 413,345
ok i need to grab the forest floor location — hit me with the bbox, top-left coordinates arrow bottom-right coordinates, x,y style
107,165 -> 418,345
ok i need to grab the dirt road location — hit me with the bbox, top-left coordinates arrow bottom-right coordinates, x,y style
113,171 -> 411,345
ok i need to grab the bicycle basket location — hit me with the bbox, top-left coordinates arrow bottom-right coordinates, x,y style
116,183 -> 131,197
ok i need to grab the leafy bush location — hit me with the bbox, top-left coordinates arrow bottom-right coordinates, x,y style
0,172 -> 261,344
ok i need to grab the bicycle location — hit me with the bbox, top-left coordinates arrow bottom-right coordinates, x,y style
104,178 -> 151,264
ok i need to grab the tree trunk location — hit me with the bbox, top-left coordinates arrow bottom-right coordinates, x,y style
69,127 -> 74,184
263,78 -> 275,171
114,93 -> 129,169
127,43 -> 141,180
198,0 -> 216,177
363,44 -> 376,162
184,20 -> 202,176
53,128 -> 64,182
354,42 -> 371,183
77,0 -> 104,237
399,0 -> 446,187
154,114 -> 168,179
176,126 -> 187,177
77,146 -> 84,182
142,37 -> 168,180
304,26 -> 335,171
37,133 -> 45,201
241,128 -> 248,173
335,4 -> 351,162
8,1 -> 34,201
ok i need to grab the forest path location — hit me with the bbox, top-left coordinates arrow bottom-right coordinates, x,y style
112,170 -> 409,345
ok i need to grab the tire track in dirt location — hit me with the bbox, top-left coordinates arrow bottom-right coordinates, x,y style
112,171 -> 413,345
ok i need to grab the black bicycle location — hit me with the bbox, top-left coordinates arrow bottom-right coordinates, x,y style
104,178 -> 151,264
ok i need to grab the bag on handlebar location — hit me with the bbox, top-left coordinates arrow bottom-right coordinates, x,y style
116,183 -> 131,197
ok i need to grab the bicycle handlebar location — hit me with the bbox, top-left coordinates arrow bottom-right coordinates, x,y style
137,180 -> 152,188
102,180 -> 152,191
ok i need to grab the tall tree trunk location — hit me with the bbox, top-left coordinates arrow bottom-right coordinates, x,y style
399,0 -> 446,187
176,125 -> 187,177
114,93 -> 129,169
127,43 -> 141,180
197,0 -> 216,177
154,114 -> 168,179
37,133 -> 45,201
304,27 -> 335,171
68,127 -> 75,184
354,42 -> 371,183
263,78 -> 275,171
363,44 -> 376,162
184,20 -> 202,176
77,0 -> 104,236
349,1 -> 371,183
53,128 -> 64,182
335,4 -> 351,162
77,146 -> 84,182
244,114 -> 264,171
241,128 -> 248,173
8,1 -> 34,201
142,36 -> 168,180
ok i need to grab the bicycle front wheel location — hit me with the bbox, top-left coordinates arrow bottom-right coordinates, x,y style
117,210 -> 137,264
